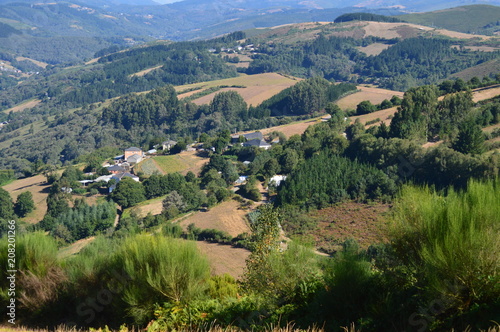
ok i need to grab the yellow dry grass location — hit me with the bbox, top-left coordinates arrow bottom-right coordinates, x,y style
15,56 -> 48,69
179,200 -> 251,237
483,123 -> 500,133
358,21 -> 493,40
57,236 -> 96,259
472,85 -> 500,102
2,174 -> 49,224
125,196 -> 166,218
260,117 -> 323,138
176,73 -> 300,106
196,241 -> 250,279
351,106 -> 399,127
3,99 -> 41,114
336,86 -> 404,110
129,65 -> 162,78
356,43 -> 391,56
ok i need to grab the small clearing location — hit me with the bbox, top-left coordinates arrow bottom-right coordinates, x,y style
357,43 -> 391,56
125,196 -> 166,218
307,202 -> 390,254
148,150 -> 208,176
351,106 -> 398,127
129,65 -> 162,78
179,200 -> 251,237
196,242 -> 250,279
176,73 -> 300,106
472,85 -> 500,102
3,99 -> 41,113
15,56 -> 48,69
451,59 -> 500,81
260,117 -> 323,138
58,236 -> 96,259
483,123 -> 500,133
336,86 -> 404,111
2,174 -> 50,224
359,21 -> 493,40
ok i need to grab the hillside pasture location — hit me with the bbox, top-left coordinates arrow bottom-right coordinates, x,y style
155,150 -> 207,175
335,86 -> 404,111
359,21 -> 494,40
57,236 -> 96,259
351,106 -> 398,127
176,73 -> 300,106
3,98 -> 41,113
16,56 -> 48,69
123,195 -> 166,219
356,43 -> 391,56
129,65 -> 162,78
472,85 -> 500,102
450,59 -> 500,81
179,199 -> 251,237
306,201 -> 390,254
260,117 -> 323,138
2,174 -> 49,224
196,241 -> 250,278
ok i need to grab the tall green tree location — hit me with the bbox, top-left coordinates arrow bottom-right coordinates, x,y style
14,191 -> 35,218
110,178 -> 146,208
452,120 -> 485,155
0,187 -> 14,220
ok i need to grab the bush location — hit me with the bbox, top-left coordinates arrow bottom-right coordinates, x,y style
390,180 -> 500,328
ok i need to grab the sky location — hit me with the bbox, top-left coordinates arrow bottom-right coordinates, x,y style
152,0 -> 182,3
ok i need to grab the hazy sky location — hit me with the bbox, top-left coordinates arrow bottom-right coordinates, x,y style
153,0 -> 182,3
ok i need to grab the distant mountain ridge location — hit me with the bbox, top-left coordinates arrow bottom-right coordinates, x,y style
0,0 -> 499,65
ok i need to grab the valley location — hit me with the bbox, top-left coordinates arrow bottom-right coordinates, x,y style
0,1 -> 499,331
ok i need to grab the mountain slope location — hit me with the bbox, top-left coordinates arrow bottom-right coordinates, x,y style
400,5 -> 500,35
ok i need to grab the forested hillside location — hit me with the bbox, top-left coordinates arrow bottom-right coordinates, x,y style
1,73 -> 499,331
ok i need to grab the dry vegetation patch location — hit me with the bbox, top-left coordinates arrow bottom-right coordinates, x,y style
196,241 -> 250,279
308,202 -> 390,253
336,86 -> 403,111
129,65 -> 162,78
2,174 -> 49,224
57,236 -> 96,259
176,73 -> 300,106
356,43 -> 391,56
179,200 -> 251,237
472,85 -> 500,102
3,99 -> 41,114
260,117 -> 323,138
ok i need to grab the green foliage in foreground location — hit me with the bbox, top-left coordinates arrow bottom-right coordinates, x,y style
391,180 -> 500,322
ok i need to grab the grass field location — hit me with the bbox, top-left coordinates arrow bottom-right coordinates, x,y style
2,174 -> 50,224
307,201 -> 390,254
15,56 -> 48,69
138,150 -> 207,176
3,99 -> 41,114
57,236 -> 96,259
359,21 -> 494,40
472,85 -> 500,102
335,86 -> 403,111
400,5 -> 500,35
122,195 -> 166,219
179,199 -> 251,237
356,43 -> 391,56
451,59 -> 500,81
129,65 -> 162,78
260,117 -> 324,138
176,73 -> 300,106
196,241 -> 250,278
